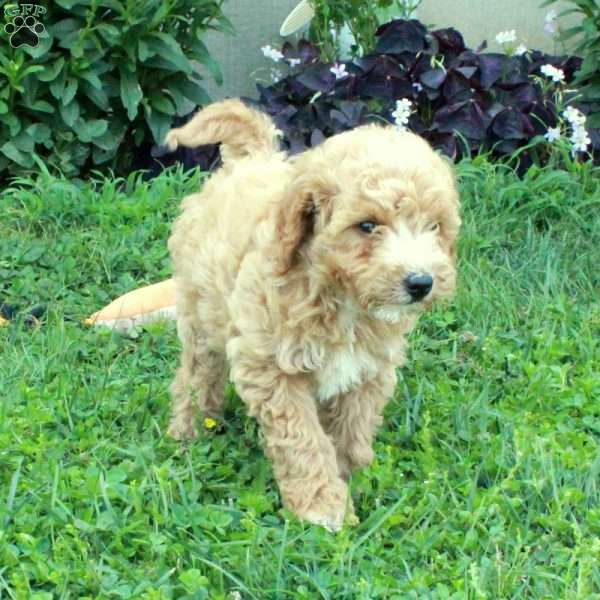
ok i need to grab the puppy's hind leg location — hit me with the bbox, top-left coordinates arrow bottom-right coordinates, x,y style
168,313 -> 227,440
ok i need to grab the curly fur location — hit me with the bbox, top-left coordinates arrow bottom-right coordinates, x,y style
166,99 -> 461,531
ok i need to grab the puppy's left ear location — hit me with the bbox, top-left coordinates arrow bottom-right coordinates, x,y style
275,168 -> 338,274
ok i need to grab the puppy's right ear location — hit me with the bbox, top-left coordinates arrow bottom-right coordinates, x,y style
275,169 -> 337,275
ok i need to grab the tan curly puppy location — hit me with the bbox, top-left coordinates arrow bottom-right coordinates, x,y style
165,99 -> 461,531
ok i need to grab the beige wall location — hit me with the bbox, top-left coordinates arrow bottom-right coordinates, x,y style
201,0 -> 299,101
201,0 -> 575,101
418,0 -> 572,55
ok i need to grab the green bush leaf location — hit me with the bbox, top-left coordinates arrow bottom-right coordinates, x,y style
12,131 -> 35,153
137,39 -> 154,62
81,82 -> 110,111
576,54 -> 600,80
62,77 -> 79,106
0,141 -> 34,167
0,0 -> 227,178
144,104 -> 172,144
582,17 -> 598,35
75,118 -> 109,143
79,69 -> 102,89
29,100 -> 54,113
119,67 -> 143,121
49,70 -> 67,99
146,32 -> 192,74
37,57 -> 65,82
95,23 -> 120,45
149,1 -> 172,28
53,0 -> 81,8
59,100 -> 80,127
87,119 -> 109,139
26,123 -> 52,144
166,88 -> 193,117
70,140 -> 91,166
21,36 -> 52,60
0,113 -> 21,136
57,30 -> 81,51
149,94 -> 175,115
587,112 -> 600,127
50,18 -> 80,38
211,13 -> 235,35
21,65 -> 45,78
175,79 -> 211,107
92,126 -> 124,151
97,0 -> 122,9
92,144 -> 118,164
192,36 -> 223,85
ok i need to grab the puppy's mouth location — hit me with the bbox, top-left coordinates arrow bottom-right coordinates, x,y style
367,284 -> 437,319
408,293 -> 434,307
393,288 -> 434,308
367,299 -> 423,323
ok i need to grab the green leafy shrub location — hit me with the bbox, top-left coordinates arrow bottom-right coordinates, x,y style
543,0 -> 600,127
309,0 -> 420,61
0,0 -> 231,180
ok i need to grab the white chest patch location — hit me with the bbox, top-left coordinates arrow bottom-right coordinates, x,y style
315,346 -> 379,402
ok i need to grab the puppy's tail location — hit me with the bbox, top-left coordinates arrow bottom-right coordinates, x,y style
164,99 -> 280,164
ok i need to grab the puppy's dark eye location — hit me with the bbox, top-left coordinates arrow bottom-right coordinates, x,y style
428,222 -> 440,232
357,221 -> 377,233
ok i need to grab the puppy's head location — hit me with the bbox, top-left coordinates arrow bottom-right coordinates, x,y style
276,125 -> 461,322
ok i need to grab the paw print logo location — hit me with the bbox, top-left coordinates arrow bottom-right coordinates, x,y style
4,15 -> 46,48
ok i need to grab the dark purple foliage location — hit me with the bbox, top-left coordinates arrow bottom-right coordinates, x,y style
434,100 -> 491,141
375,19 -> 428,55
164,18 -> 596,172
431,27 -> 466,57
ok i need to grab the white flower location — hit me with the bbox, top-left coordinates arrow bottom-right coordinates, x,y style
540,64 -> 565,83
514,44 -> 528,56
330,63 -> 348,80
392,98 -> 414,131
288,58 -> 301,68
544,10 -> 558,35
270,68 -> 283,82
544,126 -> 561,142
495,30 -> 517,45
261,45 -> 283,62
563,106 -> 586,126
570,125 -> 591,153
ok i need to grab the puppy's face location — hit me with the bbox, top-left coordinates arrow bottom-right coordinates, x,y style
278,126 -> 461,321
315,182 -> 458,320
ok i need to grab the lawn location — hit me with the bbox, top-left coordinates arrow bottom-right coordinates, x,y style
1,159 -> 599,599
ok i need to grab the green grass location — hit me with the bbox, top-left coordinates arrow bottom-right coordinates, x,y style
1,159 -> 599,599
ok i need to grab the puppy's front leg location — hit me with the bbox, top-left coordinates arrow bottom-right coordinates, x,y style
319,365 -> 397,480
231,353 -> 349,531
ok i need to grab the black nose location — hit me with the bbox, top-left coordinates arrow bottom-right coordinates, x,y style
404,273 -> 433,302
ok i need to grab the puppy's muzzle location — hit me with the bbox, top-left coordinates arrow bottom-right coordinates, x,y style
404,273 -> 433,302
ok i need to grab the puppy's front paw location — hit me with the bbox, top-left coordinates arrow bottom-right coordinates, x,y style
338,444 -> 375,480
167,419 -> 198,441
303,509 -> 345,532
296,480 -> 349,532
